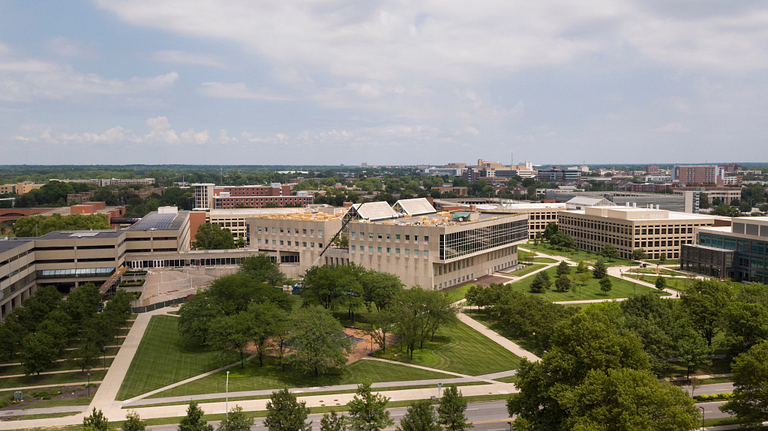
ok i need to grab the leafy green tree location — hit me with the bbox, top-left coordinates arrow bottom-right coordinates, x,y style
679,279 -> 733,346
529,272 -> 547,293
631,249 -> 647,261
720,341 -> 768,426
361,270 -> 404,311
699,192 -> 710,209
659,253 -> 667,263
397,400 -> 440,431
240,253 -> 286,287
676,327 -> 713,380
721,302 -> 768,356
347,381 -> 394,431
556,261 -> 570,277
655,276 -> 667,290
508,312 -> 650,429
555,275 -> 571,292
83,408 -> 109,431
207,312 -> 255,368
177,294 -> 222,346
599,277 -> 612,294
285,306 -> 352,375
556,368 -> 700,430
264,389 -> 312,431
15,213 -> 110,237
22,331 -> 59,375
576,260 -> 589,273
124,410 -> 146,431
218,406 -> 254,431
592,260 -> 607,279
619,294 -> 679,373
600,244 -> 619,261
194,223 -> 235,249
542,222 -> 558,241
740,201 -> 753,213
364,308 -> 396,353
438,385 -> 472,431
0,314 -> 25,361
320,410 -> 347,431
250,301 -> 284,367
64,283 -> 102,328
179,402 -> 214,431
300,264 -> 365,310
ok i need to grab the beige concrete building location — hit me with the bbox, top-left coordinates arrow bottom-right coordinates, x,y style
473,203 -> 567,240
558,206 -> 721,260
0,182 -> 44,195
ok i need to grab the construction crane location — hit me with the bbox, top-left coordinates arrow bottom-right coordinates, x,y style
309,202 -> 365,268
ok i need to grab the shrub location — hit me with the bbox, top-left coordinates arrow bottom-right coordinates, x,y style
700,394 -> 709,400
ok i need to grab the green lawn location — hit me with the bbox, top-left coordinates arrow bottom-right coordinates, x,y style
116,315 -> 224,400
373,320 -> 521,376
522,243 -> 636,267
443,284 -> 473,303
0,370 -> 107,391
509,267 -> 669,302
464,310 -> 544,357
532,257 -> 558,263
0,358 -> 115,377
659,357 -> 732,379
148,357 -> 453,398
509,264 -> 546,277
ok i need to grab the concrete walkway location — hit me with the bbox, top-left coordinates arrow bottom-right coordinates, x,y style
457,313 -> 540,363
362,357 -> 499,384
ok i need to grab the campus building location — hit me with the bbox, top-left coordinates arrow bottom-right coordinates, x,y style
0,182 -> 44,195
192,183 -> 312,210
681,217 -> 768,282
558,205 -> 722,260
672,165 -> 724,186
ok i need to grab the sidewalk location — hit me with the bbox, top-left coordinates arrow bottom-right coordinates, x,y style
457,313 -> 540,363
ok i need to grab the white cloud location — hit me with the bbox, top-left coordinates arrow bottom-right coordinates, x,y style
153,50 -> 226,68
651,122 -> 690,133
46,37 -> 91,57
454,125 -> 480,136
199,82 -> 290,101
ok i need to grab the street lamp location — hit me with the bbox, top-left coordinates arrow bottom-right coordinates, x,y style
226,371 -> 230,420
699,406 -> 705,430
507,421 -> 512,431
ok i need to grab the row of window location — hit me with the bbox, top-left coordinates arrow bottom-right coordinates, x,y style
257,239 -> 324,248
436,274 -> 474,289
351,232 -> 429,242
257,227 -> 324,236
351,245 -> 429,256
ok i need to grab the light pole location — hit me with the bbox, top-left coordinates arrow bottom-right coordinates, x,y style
226,371 -> 230,420
87,373 -> 90,398
699,406 -> 705,430
507,421 -> 512,431
102,347 -> 106,369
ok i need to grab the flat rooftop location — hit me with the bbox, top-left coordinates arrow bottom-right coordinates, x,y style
359,212 -> 521,227
37,230 -> 125,240
128,211 -> 189,231
564,206 -> 717,221
209,208 -> 312,217
0,238 -> 34,254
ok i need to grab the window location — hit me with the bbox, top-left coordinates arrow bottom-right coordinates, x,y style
405,235 -> 410,241
311,229 -> 315,235
378,247 -> 382,252
272,227 -> 276,233
396,234 -> 401,240
303,242 -> 307,247
319,230 -> 323,236
378,233 -> 382,239
405,249 -> 410,255
415,235 -> 419,241
258,239 -> 262,244
369,233 -> 374,238
424,236 -> 429,242
396,248 -> 401,254
414,250 -> 420,256
369,246 -> 374,252
303,229 -> 307,234
311,242 -> 315,247
387,234 -> 391,239
387,247 -> 391,253
257,226 -> 262,232
424,250 -> 429,256
272,240 -> 276,245
280,228 -> 284,233
351,232 -> 356,238
287,241 -> 291,246
280,240 -> 284,245
352,245 -> 356,251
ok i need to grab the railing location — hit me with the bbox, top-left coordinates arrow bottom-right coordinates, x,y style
131,296 -> 187,313
100,265 -> 127,294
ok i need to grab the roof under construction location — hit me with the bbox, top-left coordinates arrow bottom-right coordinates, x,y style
346,202 -> 399,221
393,198 -> 436,216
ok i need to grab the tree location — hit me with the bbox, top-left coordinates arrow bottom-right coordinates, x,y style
655,276 -> 667,290
347,381 -> 394,431
542,222 -> 558,241
556,261 -> 570,277
285,306 -> 352,375
699,192 -> 710,209
592,260 -> 607,279
83,408 -> 109,431
721,302 -> 768,356
600,244 -> 619,262
364,309 -> 396,354
659,253 -> 667,263
194,223 -> 235,250
740,201 -> 753,213
557,368 -> 701,430
179,402 -> 213,431
124,410 -> 146,431
676,327 -> 713,380
218,406 -> 254,431
22,332 -> 59,375
361,270 -> 404,311
529,272 -> 548,293
251,301 -> 285,367
712,203 -> 739,217
264,389 -> 312,431
632,249 -> 647,261
320,411 -> 347,431
207,312 -> 255,368
240,253 -> 286,287
438,385 -> 472,431
555,274 -> 571,292
576,260 -> 588,273
599,277 -> 612,294
332,235 -> 349,249
720,341 -> 768,426
300,264 -> 365,310
679,280 -> 733,346
397,400 -> 440,431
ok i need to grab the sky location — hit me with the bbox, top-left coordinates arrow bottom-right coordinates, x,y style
1,0 -> 768,166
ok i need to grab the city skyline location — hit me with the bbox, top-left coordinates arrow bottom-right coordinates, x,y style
2,1 -> 768,165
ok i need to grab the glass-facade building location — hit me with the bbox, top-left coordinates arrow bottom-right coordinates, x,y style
681,218 -> 768,283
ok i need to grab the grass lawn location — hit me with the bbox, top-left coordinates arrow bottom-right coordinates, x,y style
532,257 -> 558,263
116,315 -> 224,401
464,310 -> 544,357
443,284 -> 473,303
0,369 -> 107,391
636,268 -> 683,276
494,375 -> 518,384
0,358 -> 115,377
148,357 -> 453,398
373,320 -> 521,376
509,267 -> 669,302
648,259 -> 681,265
522,243 -> 636,267
508,264 -> 546,278
659,357 -> 732,379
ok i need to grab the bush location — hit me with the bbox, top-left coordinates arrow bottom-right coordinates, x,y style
32,391 -> 51,400
0,400 -> 8,408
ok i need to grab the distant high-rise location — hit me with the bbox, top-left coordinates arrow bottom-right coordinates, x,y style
672,165 -> 724,186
